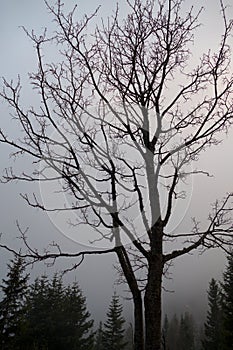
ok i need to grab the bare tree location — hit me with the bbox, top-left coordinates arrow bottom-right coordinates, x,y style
1,1 -> 233,349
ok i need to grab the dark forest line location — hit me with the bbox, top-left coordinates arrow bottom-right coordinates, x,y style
0,251 -> 233,349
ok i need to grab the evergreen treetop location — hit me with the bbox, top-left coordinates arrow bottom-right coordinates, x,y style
203,278 -> 222,350
0,255 -> 29,349
102,292 -> 127,350
221,251 -> 233,350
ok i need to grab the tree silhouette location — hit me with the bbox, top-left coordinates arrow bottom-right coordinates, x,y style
1,1 -> 233,349
221,251 -> 233,349
21,275 -> 94,349
0,255 -> 29,349
178,312 -> 195,350
162,314 -> 169,350
94,322 -> 104,350
203,278 -> 222,350
102,293 -> 127,350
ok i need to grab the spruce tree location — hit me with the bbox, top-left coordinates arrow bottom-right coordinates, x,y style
22,275 -> 94,350
167,314 -> 179,350
0,255 -> 29,349
124,324 -> 134,350
162,314 -> 169,350
202,278 -> 222,350
23,275 -> 54,349
63,281 -> 94,350
102,293 -> 127,350
94,322 -> 104,350
178,312 -> 195,350
221,251 -> 233,349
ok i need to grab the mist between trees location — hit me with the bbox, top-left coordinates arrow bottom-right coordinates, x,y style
1,251 -> 233,349
0,0 -> 233,349
0,255 -> 131,350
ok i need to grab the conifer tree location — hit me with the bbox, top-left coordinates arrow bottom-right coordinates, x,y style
162,314 -> 169,350
167,314 -> 179,350
94,322 -> 104,350
196,326 -> 205,350
124,324 -> 134,350
102,293 -> 127,350
178,312 -> 195,350
22,274 -> 94,350
221,251 -> 233,350
63,281 -> 94,350
22,275 -> 57,349
0,255 -> 29,349
202,278 -> 222,350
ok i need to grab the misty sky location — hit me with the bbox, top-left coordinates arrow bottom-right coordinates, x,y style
0,0 -> 233,323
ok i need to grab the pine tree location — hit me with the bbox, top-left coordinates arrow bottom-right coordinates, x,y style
23,275 -> 53,349
22,274 -> 94,350
43,274 -> 66,349
221,251 -> 233,349
94,322 -> 104,350
167,314 -> 179,350
196,325 -> 205,350
63,281 -> 94,350
178,312 -> 195,350
0,255 -> 29,349
102,293 -> 127,350
124,323 -> 134,350
162,314 -> 169,350
202,278 -> 222,350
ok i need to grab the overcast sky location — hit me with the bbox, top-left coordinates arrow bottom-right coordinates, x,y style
0,0 -> 233,323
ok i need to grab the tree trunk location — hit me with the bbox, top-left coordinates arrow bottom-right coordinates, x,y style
144,246 -> 163,350
133,292 -> 144,350
116,246 -> 144,350
143,148 -> 164,350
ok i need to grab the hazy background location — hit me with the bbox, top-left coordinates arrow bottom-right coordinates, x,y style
0,0 -> 233,325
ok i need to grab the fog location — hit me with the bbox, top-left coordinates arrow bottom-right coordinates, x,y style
0,0 -> 233,326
